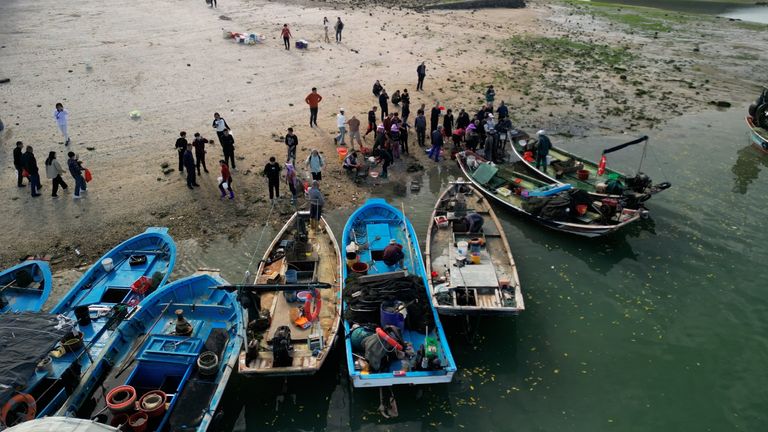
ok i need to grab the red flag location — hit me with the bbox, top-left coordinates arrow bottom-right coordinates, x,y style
597,155 -> 607,176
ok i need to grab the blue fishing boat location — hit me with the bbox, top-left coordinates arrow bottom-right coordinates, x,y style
0,228 -> 175,428
342,198 -> 456,388
56,271 -> 244,432
0,260 -> 52,313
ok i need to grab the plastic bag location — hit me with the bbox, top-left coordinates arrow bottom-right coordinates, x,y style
84,168 -> 92,183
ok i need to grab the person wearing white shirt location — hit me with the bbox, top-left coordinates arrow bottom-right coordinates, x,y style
211,112 -> 230,147
54,103 -> 70,145
335,109 -> 346,146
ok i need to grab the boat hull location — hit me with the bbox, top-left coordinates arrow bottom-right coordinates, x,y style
0,260 -> 52,313
425,183 -> 524,317
456,153 -> 641,238
341,199 -> 457,388
238,212 -> 342,377
746,116 -> 768,154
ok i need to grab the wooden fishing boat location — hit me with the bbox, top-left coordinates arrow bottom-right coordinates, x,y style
457,152 -> 643,238
746,116 -> 768,154
509,134 -> 670,207
56,271 -> 243,432
0,260 -> 52,313
342,198 -> 457,388
425,182 -> 524,316
0,228 -> 176,428
238,211 -> 342,376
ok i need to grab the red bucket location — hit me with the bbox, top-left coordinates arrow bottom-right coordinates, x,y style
350,262 -> 369,275
577,169 -> 590,180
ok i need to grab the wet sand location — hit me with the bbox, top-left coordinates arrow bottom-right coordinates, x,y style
0,0 -> 764,273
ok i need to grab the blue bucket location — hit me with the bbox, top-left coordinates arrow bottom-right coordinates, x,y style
284,269 -> 298,302
380,300 -> 405,331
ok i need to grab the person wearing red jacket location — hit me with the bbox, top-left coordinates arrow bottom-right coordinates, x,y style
281,24 -> 292,50
305,87 -> 323,127
219,160 -> 234,200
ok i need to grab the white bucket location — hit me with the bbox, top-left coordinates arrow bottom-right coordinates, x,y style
456,241 -> 469,257
101,258 -> 114,272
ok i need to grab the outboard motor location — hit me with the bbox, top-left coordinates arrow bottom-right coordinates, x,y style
271,325 -> 294,367
627,173 -> 652,193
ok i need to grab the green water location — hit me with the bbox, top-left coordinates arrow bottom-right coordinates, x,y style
176,108 -> 768,431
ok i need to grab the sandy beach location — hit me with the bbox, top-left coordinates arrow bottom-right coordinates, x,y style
1,0 -> 764,273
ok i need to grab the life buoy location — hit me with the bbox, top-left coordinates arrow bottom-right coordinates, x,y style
375,327 -> 403,351
0,393 -> 36,426
303,290 -> 322,322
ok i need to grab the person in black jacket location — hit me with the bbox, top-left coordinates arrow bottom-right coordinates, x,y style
183,144 -> 199,189
192,133 -> 209,175
443,109 -> 454,134
372,80 -> 383,98
365,106 -> 377,138
457,109 -> 470,130
414,110 -> 427,147
430,102 -> 441,136
175,131 -> 188,173
263,156 -> 282,202
13,141 -> 25,187
220,129 -> 236,169
379,90 -> 389,122
22,145 -> 41,197
401,89 -> 411,123
416,62 -> 426,91
285,128 -> 299,162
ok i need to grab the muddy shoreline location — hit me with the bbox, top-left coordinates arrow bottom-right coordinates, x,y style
1,0 -> 764,284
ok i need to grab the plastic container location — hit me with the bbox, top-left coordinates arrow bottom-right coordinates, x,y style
380,300 -> 406,332
62,331 -> 84,353
101,258 -> 114,272
106,385 -> 137,413
470,252 -> 481,264
285,269 -> 298,284
434,216 -> 449,228
139,390 -> 167,418
74,305 -> 91,326
577,169 -> 590,180
129,412 -> 149,432
350,262 -> 369,275
197,351 -> 219,376
456,241 -> 469,257
469,239 -> 482,253
37,356 -> 54,375
337,147 -> 348,162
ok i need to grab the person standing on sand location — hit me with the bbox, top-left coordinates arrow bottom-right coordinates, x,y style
401,89 -> 411,123
209,0 -> 217,8
54,103 -> 70,145
323,17 -> 331,43
14,141 -> 26,188
305,149 -> 325,181
443,109 -> 454,136
220,129 -> 236,169
184,144 -> 199,190
416,62 -> 426,91
457,108 -> 470,130
281,24 -> 292,50
308,180 -> 325,230
334,17 -> 344,42
485,85 -> 496,108
365,106 -> 377,138
67,151 -> 86,199
334,109 -> 346,145
305,87 -> 322,128
45,151 -> 68,198
285,127 -> 299,162
400,122 -> 410,155
67,152 -> 85,198
263,156 -> 282,203
415,110 -> 427,147
22,146 -> 41,197
430,102 -> 441,136
347,115 -> 362,149
212,112 -> 230,147
219,159 -> 234,200
284,161 -> 299,204
372,80 -> 383,98
429,126 -> 444,162
379,90 -> 389,122
193,133 -> 209,174
175,131 -> 188,173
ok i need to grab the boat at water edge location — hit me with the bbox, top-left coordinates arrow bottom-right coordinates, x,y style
425,181 -> 524,316
56,271 -> 243,432
0,228 -> 176,428
509,134 -> 671,207
0,260 -> 52,313
238,211 -> 342,376
342,198 -> 456,388
457,151 -> 644,237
